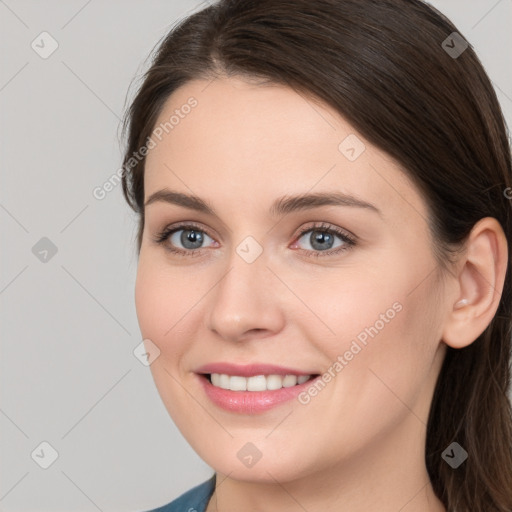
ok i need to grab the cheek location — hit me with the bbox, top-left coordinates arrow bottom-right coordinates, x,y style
134,258 -> 206,371
134,260 -> 194,416
302,267 -> 441,409
287,268 -> 404,354
134,262 -> 162,340
134,259 -> 183,349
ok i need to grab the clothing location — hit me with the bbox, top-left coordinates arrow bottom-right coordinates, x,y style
144,473 -> 216,512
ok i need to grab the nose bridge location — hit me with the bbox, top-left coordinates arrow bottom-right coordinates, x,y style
206,235 -> 283,341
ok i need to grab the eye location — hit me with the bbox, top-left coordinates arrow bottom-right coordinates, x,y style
152,223 -> 216,256
292,222 -> 356,258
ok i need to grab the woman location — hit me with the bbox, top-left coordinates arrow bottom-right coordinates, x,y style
121,0 -> 512,510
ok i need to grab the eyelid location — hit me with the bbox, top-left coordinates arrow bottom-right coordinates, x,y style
294,221 -> 356,244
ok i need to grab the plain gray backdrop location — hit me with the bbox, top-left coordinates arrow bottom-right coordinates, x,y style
1,1 -> 511,510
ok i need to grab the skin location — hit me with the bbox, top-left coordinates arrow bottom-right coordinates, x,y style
135,76 -> 508,511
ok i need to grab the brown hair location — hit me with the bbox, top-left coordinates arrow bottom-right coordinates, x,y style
121,0 -> 512,509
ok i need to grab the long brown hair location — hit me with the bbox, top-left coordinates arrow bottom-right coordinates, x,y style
121,0 -> 512,509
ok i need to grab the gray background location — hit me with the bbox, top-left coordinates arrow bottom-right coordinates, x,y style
1,1 -> 511,510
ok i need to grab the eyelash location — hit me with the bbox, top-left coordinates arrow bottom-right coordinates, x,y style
152,221 -> 357,259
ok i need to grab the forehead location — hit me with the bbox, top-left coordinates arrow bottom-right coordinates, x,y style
143,76 -> 429,224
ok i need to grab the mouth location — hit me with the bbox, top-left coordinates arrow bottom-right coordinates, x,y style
195,371 -> 322,414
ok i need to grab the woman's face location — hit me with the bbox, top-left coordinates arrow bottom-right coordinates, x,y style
135,76 -> 449,483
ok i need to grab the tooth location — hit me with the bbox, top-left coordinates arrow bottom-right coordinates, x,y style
282,375 -> 298,387
266,374 -> 283,390
209,373 -> 312,391
247,375 -> 267,391
219,374 -> 230,390
229,375 -> 247,391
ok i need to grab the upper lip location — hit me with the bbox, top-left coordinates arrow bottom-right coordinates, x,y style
195,362 -> 318,377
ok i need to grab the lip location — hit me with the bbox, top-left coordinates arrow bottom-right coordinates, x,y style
195,369 -> 321,415
194,362 -> 316,377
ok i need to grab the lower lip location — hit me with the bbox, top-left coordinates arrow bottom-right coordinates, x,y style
197,374 -> 320,414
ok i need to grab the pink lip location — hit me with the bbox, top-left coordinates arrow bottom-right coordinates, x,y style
194,362 -> 315,377
195,372 -> 322,415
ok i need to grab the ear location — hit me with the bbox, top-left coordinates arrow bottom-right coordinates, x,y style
442,217 -> 509,349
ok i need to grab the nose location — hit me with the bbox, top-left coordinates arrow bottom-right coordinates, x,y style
205,250 -> 285,343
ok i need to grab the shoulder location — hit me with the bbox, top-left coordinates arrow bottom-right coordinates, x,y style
143,474 -> 216,512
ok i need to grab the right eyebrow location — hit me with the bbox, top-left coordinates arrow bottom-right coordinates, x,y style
145,189 -> 215,215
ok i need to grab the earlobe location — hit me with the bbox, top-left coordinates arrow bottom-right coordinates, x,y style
442,217 -> 508,350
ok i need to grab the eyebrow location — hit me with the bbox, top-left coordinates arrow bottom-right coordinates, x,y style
144,189 -> 382,217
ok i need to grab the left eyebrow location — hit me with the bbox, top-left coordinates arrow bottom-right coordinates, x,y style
269,191 -> 382,218
144,189 -> 382,218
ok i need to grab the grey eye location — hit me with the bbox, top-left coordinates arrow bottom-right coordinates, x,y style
170,228 -> 213,250
296,229 -> 345,252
